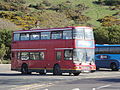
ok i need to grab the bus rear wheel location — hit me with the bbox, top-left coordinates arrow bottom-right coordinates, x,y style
73,73 -> 80,76
21,64 -> 30,74
53,65 -> 62,75
110,63 -> 119,71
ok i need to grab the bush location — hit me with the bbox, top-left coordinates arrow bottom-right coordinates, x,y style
98,16 -> 120,26
4,0 -> 26,4
0,12 -> 38,30
0,1 -> 28,11
2,60 -> 11,64
36,3 -> 46,10
94,25 -> 120,44
42,0 -> 51,6
104,0 -> 120,6
0,2 -> 14,11
109,5 -> 120,10
95,0 -> 120,6
0,29 -> 12,61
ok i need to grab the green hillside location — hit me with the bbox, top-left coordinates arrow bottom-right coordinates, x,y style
25,0 -> 119,27
0,0 -> 119,30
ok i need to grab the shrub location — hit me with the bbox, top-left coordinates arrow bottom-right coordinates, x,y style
42,0 -> 51,6
2,60 -> 11,64
109,5 -> 120,10
95,0 -> 120,6
98,16 -> 120,26
94,25 -> 120,44
0,1 -> 29,11
4,0 -> 26,4
0,29 -> 13,61
104,0 -> 120,6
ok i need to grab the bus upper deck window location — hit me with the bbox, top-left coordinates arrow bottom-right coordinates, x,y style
51,31 -> 62,39
30,33 -> 40,40
41,32 -> 50,40
20,33 -> 29,41
73,28 -> 84,39
14,33 -> 20,41
63,30 -> 72,39
85,29 -> 94,40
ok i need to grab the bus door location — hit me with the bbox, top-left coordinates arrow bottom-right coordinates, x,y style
55,50 -> 63,66
63,49 -> 73,69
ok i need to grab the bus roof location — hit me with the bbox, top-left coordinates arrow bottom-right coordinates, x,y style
13,26 -> 92,33
96,44 -> 120,47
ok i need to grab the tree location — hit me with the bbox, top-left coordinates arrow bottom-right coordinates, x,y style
94,25 -> 120,44
0,29 -> 12,61
94,27 -> 109,44
108,25 -> 120,44
0,44 -> 6,64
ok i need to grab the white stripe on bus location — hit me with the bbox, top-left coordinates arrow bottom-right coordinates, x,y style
55,48 -> 73,50
11,49 -> 46,51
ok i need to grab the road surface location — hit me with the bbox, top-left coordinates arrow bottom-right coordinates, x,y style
0,64 -> 120,90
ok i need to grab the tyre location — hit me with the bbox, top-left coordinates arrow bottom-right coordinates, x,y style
53,65 -> 62,75
110,63 -> 119,71
39,70 -> 46,75
69,73 -> 72,76
39,72 -> 46,75
21,64 -> 29,74
91,70 -> 95,73
96,67 -> 99,71
73,73 -> 80,76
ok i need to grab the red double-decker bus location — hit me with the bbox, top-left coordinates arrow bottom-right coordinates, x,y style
11,26 -> 96,76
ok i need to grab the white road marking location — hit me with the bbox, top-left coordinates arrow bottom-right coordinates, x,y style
72,88 -> 80,90
93,84 -> 111,90
10,83 -> 54,90
44,89 -> 48,90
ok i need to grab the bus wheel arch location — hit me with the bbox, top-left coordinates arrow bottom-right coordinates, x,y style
21,63 -> 31,74
53,64 -> 62,75
110,62 -> 119,71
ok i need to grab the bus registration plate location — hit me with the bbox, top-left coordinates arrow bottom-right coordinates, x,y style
81,66 -> 90,72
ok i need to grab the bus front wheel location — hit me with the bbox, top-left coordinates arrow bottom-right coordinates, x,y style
110,63 -> 119,71
53,65 -> 62,75
73,73 -> 80,76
